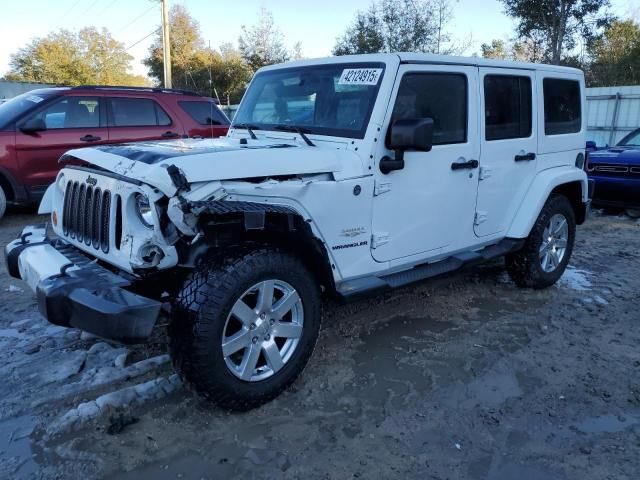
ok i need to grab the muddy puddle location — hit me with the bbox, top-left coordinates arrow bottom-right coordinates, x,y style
575,413 -> 640,434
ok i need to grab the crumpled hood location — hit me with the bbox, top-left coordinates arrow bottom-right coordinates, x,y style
61,137 -> 365,195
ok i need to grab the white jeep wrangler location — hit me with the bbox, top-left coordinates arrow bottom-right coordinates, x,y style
5,54 -> 592,410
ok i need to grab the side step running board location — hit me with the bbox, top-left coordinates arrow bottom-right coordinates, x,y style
338,238 -> 524,299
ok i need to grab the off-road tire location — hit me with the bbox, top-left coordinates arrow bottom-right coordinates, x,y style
169,247 -> 321,411
0,185 -> 6,221
506,195 -> 576,289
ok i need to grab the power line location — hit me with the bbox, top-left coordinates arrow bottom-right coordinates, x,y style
59,0 -> 83,23
97,0 -> 121,16
117,5 -> 156,34
81,0 -> 102,16
126,28 -> 160,51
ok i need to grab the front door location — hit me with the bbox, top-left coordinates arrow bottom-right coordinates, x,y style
15,95 -> 108,196
475,68 -> 537,237
371,65 -> 480,263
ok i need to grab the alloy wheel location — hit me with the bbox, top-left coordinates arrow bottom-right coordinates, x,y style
222,280 -> 304,382
539,213 -> 569,273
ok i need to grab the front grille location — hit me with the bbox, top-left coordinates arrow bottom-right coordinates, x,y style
62,181 -> 112,253
595,165 -> 628,173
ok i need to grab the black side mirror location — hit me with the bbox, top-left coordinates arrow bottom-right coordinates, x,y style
380,118 -> 434,174
585,140 -> 596,151
20,118 -> 47,134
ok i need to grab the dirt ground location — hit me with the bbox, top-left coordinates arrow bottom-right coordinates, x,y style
0,209 -> 639,480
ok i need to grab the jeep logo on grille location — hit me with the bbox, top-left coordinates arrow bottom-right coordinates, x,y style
86,175 -> 98,186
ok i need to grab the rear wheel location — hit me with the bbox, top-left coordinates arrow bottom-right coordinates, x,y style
0,185 -> 6,221
169,248 -> 321,410
506,195 -> 576,289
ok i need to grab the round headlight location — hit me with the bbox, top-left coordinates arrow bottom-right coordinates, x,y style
135,193 -> 154,228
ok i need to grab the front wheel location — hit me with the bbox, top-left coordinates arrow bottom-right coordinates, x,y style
169,248 -> 321,410
506,195 -> 576,289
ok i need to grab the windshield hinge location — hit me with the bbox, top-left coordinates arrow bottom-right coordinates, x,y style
372,232 -> 390,249
374,180 -> 392,196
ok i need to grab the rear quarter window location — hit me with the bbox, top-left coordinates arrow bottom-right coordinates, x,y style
543,78 -> 581,136
109,98 -> 172,127
178,101 -> 229,126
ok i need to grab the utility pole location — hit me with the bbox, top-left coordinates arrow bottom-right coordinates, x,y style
161,0 -> 172,88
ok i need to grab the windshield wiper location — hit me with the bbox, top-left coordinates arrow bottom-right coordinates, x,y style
274,125 -> 315,147
233,123 -> 259,140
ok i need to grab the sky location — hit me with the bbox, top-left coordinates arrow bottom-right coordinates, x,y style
0,0 -> 637,79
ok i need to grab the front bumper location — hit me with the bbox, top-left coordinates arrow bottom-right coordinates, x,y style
588,175 -> 640,209
4,226 -> 161,344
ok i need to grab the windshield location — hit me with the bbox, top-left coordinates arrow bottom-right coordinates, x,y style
233,63 -> 385,139
0,91 -> 56,130
618,129 -> 640,147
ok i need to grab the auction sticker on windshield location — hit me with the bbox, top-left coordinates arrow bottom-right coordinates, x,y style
339,68 -> 383,86
26,95 -> 44,103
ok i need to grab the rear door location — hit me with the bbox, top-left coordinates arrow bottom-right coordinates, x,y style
15,95 -> 108,195
177,100 -> 230,138
475,68 -> 537,237
106,96 -> 183,142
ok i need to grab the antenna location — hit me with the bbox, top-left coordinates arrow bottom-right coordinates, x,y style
209,40 -> 214,139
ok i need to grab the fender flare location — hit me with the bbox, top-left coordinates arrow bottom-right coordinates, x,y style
181,198 -> 340,289
507,167 -> 588,239
37,183 -> 56,214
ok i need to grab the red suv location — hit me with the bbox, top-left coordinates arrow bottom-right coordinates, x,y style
0,86 -> 230,219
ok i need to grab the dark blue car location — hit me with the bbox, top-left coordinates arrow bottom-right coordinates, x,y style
587,128 -> 640,217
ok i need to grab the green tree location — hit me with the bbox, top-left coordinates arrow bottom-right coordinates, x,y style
5,28 -> 147,86
481,39 -> 509,59
144,4 -> 211,91
589,19 -> 640,86
333,4 -> 386,55
499,0 -> 613,64
480,34 -> 547,63
333,0 -> 460,56
144,6 -> 252,102
211,43 -> 253,105
238,7 -> 290,71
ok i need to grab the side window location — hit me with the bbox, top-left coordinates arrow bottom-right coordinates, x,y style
484,75 -> 532,141
178,101 -> 228,125
543,78 -> 581,135
109,98 -> 172,127
31,97 -> 101,129
391,73 -> 467,145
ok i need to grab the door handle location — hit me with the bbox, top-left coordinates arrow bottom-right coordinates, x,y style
161,131 -> 180,138
451,159 -> 479,170
80,135 -> 101,142
515,152 -> 536,162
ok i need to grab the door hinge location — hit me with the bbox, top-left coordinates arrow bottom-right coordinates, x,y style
474,211 -> 488,226
374,180 -> 392,196
372,232 -> 390,249
479,166 -> 492,180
